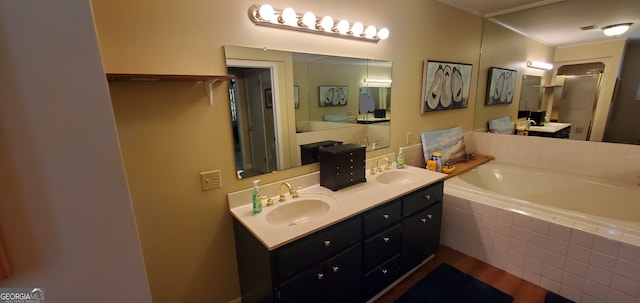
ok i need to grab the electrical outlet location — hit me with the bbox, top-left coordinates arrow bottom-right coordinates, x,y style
406,132 -> 413,145
200,170 -> 221,191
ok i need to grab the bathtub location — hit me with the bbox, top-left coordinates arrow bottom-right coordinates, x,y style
442,161 -> 640,302
446,160 -> 640,238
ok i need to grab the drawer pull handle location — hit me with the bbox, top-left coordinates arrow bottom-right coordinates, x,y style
420,218 -> 427,223
382,214 -> 390,220
383,237 -> 390,242
324,240 -> 331,247
425,194 -> 431,200
381,269 -> 388,274
332,266 -> 339,273
427,214 -> 433,219
317,273 -> 325,280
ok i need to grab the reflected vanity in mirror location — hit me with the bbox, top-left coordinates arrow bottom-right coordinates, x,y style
224,46 -> 392,179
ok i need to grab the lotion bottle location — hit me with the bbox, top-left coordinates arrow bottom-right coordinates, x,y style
252,180 -> 262,214
396,147 -> 406,169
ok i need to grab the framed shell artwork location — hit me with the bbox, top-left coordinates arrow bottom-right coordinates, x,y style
486,67 -> 517,105
319,86 -> 348,107
421,60 -> 472,113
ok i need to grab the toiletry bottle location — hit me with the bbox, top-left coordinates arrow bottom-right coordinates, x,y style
396,147 -> 405,169
432,152 -> 442,173
426,159 -> 437,171
252,180 -> 262,214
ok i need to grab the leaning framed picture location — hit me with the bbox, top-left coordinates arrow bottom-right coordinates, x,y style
421,60 -> 472,113
319,86 -> 348,107
294,86 -> 300,109
265,88 -> 273,108
486,67 -> 517,105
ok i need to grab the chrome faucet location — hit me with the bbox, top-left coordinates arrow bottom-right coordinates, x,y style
279,182 -> 299,202
371,157 -> 391,174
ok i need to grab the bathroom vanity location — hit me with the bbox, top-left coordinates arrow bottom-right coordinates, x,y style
228,164 -> 445,303
527,122 -> 571,138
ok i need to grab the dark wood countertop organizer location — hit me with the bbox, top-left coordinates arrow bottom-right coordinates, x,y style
319,144 -> 366,191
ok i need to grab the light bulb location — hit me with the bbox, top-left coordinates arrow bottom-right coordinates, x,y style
336,20 -> 349,34
377,28 -> 389,40
364,25 -> 377,38
320,16 -> 334,32
258,4 -> 275,22
351,22 -> 364,36
281,8 -> 297,25
301,12 -> 316,29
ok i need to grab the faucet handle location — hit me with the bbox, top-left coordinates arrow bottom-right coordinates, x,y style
291,187 -> 302,198
262,195 -> 273,206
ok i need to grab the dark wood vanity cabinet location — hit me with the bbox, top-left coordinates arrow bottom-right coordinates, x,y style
232,181 -> 444,303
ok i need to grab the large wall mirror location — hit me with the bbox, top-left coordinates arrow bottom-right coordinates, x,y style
474,18 -> 636,144
224,46 -> 392,179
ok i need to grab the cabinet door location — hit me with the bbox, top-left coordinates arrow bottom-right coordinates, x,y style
325,243 -> 362,303
278,263 -> 325,303
400,202 -> 443,273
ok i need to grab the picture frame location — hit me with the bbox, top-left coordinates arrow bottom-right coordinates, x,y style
294,86 -> 300,109
486,67 -> 517,105
421,60 -> 472,113
265,88 -> 273,108
319,86 -> 348,107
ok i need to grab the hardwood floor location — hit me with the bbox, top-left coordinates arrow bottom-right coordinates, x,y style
374,245 -> 550,303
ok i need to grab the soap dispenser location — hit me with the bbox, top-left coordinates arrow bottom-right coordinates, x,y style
252,180 -> 262,214
396,147 -> 406,169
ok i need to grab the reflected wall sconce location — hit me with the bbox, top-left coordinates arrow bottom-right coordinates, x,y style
248,4 -> 389,43
527,61 -> 553,70
364,78 -> 392,84
602,23 -> 633,37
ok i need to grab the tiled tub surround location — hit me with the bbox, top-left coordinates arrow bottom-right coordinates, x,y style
441,132 -> 640,303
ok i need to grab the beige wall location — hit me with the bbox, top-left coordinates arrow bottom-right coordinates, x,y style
91,0 -> 482,301
89,0 -> 632,301
0,0 -> 151,301
554,39 -> 626,141
473,20 -> 555,131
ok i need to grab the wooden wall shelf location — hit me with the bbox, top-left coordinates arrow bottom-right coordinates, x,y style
105,73 -> 235,106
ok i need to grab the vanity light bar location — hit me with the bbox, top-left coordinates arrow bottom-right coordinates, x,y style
364,78 -> 392,84
527,61 -> 553,70
248,4 -> 390,43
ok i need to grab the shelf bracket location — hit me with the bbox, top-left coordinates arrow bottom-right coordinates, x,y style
204,79 -> 222,106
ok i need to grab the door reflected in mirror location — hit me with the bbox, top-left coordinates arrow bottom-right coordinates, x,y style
224,45 -> 392,179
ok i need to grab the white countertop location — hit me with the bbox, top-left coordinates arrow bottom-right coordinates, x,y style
227,164 -> 446,250
529,122 -> 571,133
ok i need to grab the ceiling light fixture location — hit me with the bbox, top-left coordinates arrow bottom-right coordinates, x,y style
248,4 -> 389,42
602,23 -> 633,37
527,61 -> 553,70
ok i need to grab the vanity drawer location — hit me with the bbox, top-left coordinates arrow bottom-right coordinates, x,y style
363,254 -> 400,301
363,223 -> 401,271
363,200 -> 401,236
402,181 -> 443,216
278,217 -> 362,279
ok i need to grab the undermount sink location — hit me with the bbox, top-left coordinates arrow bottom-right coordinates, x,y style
265,194 -> 336,226
374,169 -> 422,185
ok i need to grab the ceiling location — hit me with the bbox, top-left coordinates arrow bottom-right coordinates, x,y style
437,0 -> 640,46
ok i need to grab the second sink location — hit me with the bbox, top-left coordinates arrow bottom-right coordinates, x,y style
374,169 -> 423,185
